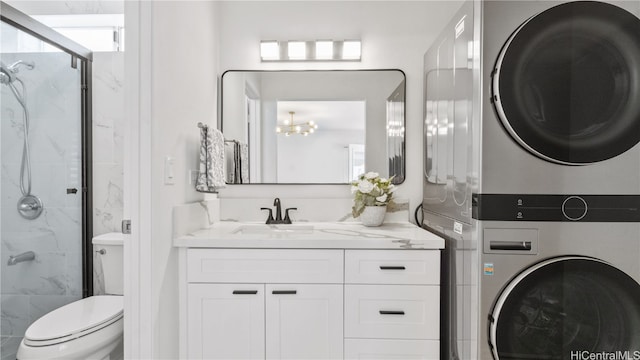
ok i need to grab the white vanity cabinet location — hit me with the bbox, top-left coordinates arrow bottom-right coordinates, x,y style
176,222 -> 445,360
182,249 -> 344,360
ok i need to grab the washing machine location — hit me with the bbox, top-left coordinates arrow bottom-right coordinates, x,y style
422,1 -> 640,359
480,221 -> 640,360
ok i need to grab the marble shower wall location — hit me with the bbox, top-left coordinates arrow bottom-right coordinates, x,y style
1,51 -> 83,359
92,52 -> 124,238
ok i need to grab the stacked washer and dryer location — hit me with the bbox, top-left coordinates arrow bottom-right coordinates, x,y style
422,1 -> 640,359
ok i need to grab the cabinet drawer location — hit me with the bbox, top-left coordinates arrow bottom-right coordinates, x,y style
344,285 -> 439,339
345,250 -> 439,285
187,249 -> 343,283
344,339 -> 439,360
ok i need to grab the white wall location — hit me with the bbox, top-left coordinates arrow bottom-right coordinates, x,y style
217,1 -> 464,218
148,2 -> 218,358
277,129 -> 363,183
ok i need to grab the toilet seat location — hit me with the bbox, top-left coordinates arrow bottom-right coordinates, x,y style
23,296 -> 123,347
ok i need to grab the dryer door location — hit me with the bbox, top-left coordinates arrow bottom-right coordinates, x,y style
492,1 -> 640,165
489,256 -> 640,359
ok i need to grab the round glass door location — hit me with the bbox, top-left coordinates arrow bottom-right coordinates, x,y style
492,1 -> 640,165
489,257 -> 640,359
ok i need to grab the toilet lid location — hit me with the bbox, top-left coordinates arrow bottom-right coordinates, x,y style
25,296 -> 123,343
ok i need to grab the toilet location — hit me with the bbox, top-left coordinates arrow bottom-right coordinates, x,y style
17,233 -> 124,360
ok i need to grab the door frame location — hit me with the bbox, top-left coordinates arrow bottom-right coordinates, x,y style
124,0 -> 153,358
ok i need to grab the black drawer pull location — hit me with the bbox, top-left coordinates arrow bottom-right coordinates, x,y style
232,290 -> 258,295
380,266 -> 406,270
272,290 -> 297,295
379,310 -> 405,315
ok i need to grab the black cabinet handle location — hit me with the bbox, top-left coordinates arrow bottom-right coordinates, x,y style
379,310 -> 405,315
379,266 -> 406,270
272,290 -> 297,295
232,290 -> 258,295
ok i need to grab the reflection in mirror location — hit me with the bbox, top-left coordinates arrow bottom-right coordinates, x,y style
221,70 -> 405,184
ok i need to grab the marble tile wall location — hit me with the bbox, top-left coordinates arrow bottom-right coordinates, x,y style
91,52 -> 124,296
92,52 -> 124,238
1,51 -> 84,359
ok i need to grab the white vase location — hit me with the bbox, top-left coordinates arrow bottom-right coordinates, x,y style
360,205 -> 387,227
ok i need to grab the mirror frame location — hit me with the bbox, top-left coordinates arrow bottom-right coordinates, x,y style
220,69 -> 406,185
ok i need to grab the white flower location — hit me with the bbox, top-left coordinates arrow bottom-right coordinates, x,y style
350,185 -> 358,193
357,180 -> 375,194
388,184 -> 396,193
364,172 -> 379,179
376,194 -> 388,203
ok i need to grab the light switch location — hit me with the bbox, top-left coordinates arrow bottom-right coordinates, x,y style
164,157 -> 175,185
189,170 -> 199,185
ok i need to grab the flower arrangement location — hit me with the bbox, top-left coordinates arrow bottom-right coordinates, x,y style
351,172 -> 395,218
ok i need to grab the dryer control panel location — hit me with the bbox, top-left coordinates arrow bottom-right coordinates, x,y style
472,194 -> 640,222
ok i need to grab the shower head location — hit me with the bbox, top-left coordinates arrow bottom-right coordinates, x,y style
0,61 -> 16,85
8,60 -> 35,73
0,60 -> 35,85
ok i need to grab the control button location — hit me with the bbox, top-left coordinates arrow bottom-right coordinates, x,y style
562,196 -> 587,221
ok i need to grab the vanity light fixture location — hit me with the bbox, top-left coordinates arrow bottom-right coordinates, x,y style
276,111 -> 318,136
260,40 -> 361,61
260,40 -> 280,61
315,40 -> 334,60
342,40 -> 362,60
287,41 -> 307,60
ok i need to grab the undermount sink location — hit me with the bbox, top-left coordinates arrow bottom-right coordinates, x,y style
232,224 -> 315,235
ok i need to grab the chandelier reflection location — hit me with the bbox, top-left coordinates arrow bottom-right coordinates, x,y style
276,111 -> 318,136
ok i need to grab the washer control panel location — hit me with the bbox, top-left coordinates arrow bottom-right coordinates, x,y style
472,194 -> 640,222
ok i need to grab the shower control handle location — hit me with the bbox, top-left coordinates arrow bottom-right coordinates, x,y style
7,251 -> 35,266
96,249 -> 106,255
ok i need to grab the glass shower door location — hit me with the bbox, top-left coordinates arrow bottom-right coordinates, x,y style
1,21 -> 84,359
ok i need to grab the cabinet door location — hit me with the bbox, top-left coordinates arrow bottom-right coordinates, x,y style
266,284 -> 343,359
188,284 -> 265,359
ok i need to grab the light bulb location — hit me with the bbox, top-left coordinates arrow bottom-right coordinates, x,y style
309,120 -> 315,126
276,127 -> 281,133
295,126 -> 301,133
283,119 -> 290,125
309,128 -> 315,133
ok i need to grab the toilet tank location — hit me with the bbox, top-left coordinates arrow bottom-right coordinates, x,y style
93,233 -> 124,295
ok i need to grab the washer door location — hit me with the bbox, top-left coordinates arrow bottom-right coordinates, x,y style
492,1 -> 640,165
489,256 -> 640,359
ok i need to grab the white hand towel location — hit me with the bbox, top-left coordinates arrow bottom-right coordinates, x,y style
196,125 -> 225,192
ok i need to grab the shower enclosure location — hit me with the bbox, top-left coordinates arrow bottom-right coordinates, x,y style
0,3 -> 92,359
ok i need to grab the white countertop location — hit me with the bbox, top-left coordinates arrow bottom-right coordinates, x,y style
174,221 -> 444,250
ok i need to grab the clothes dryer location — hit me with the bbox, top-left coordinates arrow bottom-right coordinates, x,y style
424,0 -> 640,223
477,0 -> 640,217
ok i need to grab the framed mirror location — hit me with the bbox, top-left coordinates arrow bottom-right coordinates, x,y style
220,69 -> 405,184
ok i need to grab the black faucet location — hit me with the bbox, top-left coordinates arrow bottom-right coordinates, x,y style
274,198 -> 283,223
261,198 -> 297,224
